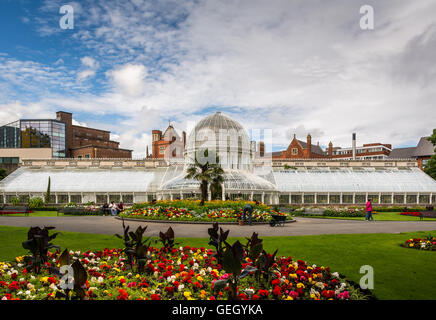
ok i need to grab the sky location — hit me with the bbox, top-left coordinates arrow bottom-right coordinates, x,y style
0,0 -> 435,158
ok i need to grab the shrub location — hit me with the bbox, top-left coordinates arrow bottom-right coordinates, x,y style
28,197 -> 45,209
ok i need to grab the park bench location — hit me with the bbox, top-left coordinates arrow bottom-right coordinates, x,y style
57,207 -> 86,216
0,205 -> 31,216
269,214 -> 286,227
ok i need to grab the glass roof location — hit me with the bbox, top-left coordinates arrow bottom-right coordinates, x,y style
269,168 -> 436,193
1,166 -> 435,194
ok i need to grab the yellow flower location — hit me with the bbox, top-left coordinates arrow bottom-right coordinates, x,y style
290,273 -> 298,279
296,283 -> 305,289
114,268 -> 121,272
197,275 -> 204,282
184,291 -> 192,299
286,296 -> 293,300
40,277 -> 49,284
136,274 -> 141,278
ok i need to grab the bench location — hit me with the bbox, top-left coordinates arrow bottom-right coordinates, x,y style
269,214 -> 286,227
0,205 -> 31,216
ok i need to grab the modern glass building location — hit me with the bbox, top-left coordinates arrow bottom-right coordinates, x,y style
0,119 -> 66,158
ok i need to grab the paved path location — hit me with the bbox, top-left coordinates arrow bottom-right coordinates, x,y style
2,216 -> 436,238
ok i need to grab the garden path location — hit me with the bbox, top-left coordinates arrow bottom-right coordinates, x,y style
1,216 -> 436,238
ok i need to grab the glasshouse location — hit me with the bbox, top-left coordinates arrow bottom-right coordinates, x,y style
1,112 -> 435,205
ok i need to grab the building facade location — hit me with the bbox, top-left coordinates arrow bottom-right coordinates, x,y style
389,136 -> 435,169
151,124 -> 186,160
273,133 -> 392,161
56,112 -> 132,159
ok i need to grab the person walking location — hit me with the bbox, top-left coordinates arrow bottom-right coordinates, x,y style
365,199 -> 375,222
242,203 -> 253,225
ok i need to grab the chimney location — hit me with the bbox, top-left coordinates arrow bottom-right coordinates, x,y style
307,133 -> 312,157
328,141 -> 333,157
352,133 -> 356,160
182,131 -> 186,149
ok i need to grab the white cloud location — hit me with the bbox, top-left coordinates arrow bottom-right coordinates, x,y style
106,63 -> 147,96
2,0 -> 436,155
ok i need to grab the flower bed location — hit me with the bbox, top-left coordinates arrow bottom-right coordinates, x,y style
0,247 -> 370,301
0,223 -> 373,301
291,207 -> 366,218
402,236 -> 436,251
120,200 -> 288,223
399,212 -> 421,217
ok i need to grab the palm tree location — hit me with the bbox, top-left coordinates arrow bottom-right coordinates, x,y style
185,149 -> 224,205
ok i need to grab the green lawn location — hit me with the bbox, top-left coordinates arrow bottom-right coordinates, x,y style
295,211 -> 436,221
0,211 -> 64,217
0,225 -> 435,300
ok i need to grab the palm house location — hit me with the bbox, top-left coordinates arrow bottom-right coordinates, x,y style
1,112 -> 436,206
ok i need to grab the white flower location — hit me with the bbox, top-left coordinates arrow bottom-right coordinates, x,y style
25,290 -> 31,296
178,284 -> 184,292
332,272 -> 339,278
49,283 -> 58,291
2,297 -> 7,300
97,277 -> 104,284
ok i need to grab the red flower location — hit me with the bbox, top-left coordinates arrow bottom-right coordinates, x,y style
8,281 -> 20,291
271,279 -> 280,286
151,294 -> 161,300
273,286 -> 282,296
117,289 -> 128,300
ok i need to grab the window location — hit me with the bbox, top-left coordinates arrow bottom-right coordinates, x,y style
85,154 -> 90,159
159,146 -> 165,154
291,148 -> 298,155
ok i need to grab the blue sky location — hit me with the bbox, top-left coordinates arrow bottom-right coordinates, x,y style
0,0 -> 435,157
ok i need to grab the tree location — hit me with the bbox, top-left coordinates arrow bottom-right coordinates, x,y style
0,167 -> 7,181
424,129 -> 436,180
185,149 -> 224,205
44,176 -> 51,204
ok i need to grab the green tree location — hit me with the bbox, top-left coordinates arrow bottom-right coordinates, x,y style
185,149 -> 224,206
0,167 -> 7,181
424,129 -> 436,180
44,176 -> 51,204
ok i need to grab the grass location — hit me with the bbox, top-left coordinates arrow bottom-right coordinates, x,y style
0,225 -> 435,300
0,211 -> 64,217
294,211 -> 436,221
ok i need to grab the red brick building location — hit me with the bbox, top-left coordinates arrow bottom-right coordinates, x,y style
56,111 -> 132,159
272,134 -> 326,159
151,124 -> 186,159
273,133 -> 392,160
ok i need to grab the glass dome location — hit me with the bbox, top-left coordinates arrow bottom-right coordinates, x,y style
185,112 -> 251,170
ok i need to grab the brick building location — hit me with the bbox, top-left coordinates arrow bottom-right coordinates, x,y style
272,133 -> 392,160
151,124 -> 186,159
389,136 -> 435,169
56,112 -> 132,159
272,134 -> 328,159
